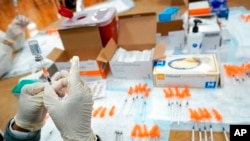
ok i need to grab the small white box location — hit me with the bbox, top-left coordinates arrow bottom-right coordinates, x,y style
99,12 -> 166,79
153,54 -> 220,88
188,1 -> 211,16
199,24 -> 221,51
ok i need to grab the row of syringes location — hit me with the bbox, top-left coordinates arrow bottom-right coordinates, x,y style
223,63 -> 250,84
189,107 -> 229,141
163,86 -> 191,125
130,124 -> 160,141
119,83 -> 150,122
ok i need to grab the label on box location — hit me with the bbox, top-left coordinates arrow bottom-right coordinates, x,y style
110,61 -> 153,79
55,60 -> 99,71
55,62 -> 71,71
55,60 -> 103,81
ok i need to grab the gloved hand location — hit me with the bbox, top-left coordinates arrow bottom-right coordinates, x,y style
50,70 -> 69,97
51,70 -> 69,81
5,15 -> 29,40
4,15 -> 29,51
44,56 -> 97,141
14,82 -> 47,132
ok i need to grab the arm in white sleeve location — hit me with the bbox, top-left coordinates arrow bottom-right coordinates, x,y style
0,42 -> 13,77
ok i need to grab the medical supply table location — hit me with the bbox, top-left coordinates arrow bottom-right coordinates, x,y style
1,0 -> 250,141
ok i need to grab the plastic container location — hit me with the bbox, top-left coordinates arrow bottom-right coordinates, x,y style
187,19 -> 203,54
209,0 -> 229,19
62,7 -> 117,47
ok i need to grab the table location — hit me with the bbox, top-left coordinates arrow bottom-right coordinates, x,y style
1,0 -> 250,141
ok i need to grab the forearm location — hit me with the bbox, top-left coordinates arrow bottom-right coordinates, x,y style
0,41 -> 13,77
4,119 -> 41,141
12,122 -> 30,132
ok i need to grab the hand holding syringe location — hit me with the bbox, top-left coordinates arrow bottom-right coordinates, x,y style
28,40 -> 51,84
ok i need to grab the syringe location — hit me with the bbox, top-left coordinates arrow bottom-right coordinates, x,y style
28,40 -> 51,84
13,0 -> 18,15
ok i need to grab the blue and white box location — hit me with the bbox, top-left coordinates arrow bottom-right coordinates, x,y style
153,54 -> 220,88
158,7 -> 180,22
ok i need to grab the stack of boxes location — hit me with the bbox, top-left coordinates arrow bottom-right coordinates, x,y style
187,0 -> 222,52
48,3 -> 221,88
48,9 -> 166,81
48,7 -> 117,81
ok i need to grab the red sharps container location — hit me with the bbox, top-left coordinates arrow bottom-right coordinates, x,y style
62,7 -> 117,47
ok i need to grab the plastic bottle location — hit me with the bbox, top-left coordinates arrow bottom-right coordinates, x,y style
187,19 -> 203,54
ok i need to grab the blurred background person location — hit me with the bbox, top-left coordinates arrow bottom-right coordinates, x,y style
0,15 -> 29,78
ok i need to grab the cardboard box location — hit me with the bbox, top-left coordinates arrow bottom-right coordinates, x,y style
98,12 -> 166,79
171,0 -> 185,6
153,54 -> 220,88
47,26 -> 109,81
157,19 -> 184,36
157,19 -> 185,50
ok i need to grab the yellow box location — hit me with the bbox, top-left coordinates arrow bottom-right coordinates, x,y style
153,54 -> 220,88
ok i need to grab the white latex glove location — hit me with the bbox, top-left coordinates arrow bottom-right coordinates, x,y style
14,82 -> 47,132
51,70 -> 69,81
5,15 -> 29,40
44,56 -> 96,141
0,42 -> 13,77
4,15 -> 29,51
51,70 -> 69,97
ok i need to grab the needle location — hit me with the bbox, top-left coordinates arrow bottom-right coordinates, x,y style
192,125 -> 195,141
210,124 -> 214,141
223,127 -> 229,141
199,128 -> 202,141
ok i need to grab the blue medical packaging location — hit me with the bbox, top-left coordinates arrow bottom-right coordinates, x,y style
158,7 -> 180,22
12,79 -> 39,98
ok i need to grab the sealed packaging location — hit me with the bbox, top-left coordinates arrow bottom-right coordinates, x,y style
62,7 -> 117,47
158,7 -> 180,22
12,79 -> 39,99
98,12 -> 166,79
153,54 -> 220,88
188,0 -> 211,16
